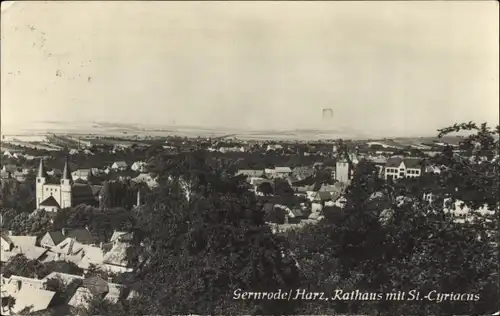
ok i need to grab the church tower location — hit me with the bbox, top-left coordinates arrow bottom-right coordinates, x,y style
60,158 -> 73,209
36,159 -> 47,209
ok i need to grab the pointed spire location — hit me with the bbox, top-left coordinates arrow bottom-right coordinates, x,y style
62,157 -> 72,181
37,159 -> 47,178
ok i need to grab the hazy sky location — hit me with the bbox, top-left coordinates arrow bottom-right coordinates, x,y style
1,1 -> 498,136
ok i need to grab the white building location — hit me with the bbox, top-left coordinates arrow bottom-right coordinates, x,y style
335,159 -> 350,183
384,157 -> 423,180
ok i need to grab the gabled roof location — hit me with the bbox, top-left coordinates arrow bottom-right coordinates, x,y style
113,161 -> 128,167
64,228 -> 95,245
44,231 -> 65,246
312,191 -> 332,202
40,196 -> 61,208
385,157 -> 404,168
42,272 -> 84,284
403,158 -> 423,169
5,286 -> 56,314
109,231 -> 133,243
83,276 -> 109,296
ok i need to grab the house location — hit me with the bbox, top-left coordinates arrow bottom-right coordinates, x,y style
131,161 -> 147,172
131,173 -> 158,189
219,146 -> 244,153
111,161 -> 128,171
265,167 -> 292,179
443,198 -> 495,224
0,275 -> 56,315
236,169 -> 265,178
46,168 -> 62,177
102,241 -> 132,273
384,157 -> 423,180
266,144 -> 283,151
309,191 -> 333,203
1,233 -> 48,263
290,166 -> 315,181
1,164 -> 18,179
68,276 -> 124,309
41,272 -> 84,285
47,237 -> 106,270
109,231 -> 133,244
40,228 -> 95,248
71,169 -> 91,182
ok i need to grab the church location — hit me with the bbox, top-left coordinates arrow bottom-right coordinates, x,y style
36,159 -> 102,212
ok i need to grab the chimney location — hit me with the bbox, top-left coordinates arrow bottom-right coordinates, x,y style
107,277 -> 112,284
99,242 -> 103,249
62,228 -> 67,236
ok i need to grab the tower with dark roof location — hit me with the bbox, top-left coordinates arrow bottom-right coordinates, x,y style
36,159 -> 47,207
60,158 -> 73,208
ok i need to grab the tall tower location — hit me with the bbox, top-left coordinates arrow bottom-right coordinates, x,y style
335,159 -> 350,183
36,159 -> 47,209
60,158 -> 73,209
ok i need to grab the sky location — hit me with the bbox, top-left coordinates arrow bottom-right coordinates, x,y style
1,1 -> 498,137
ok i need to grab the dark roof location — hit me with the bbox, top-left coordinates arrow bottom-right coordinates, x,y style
64,228 -> 95,245
40,196 -> 61,208
385,157 -> 403,168
46,231 -> 65,246
313,191 -> 332,201
37,159 -> 48,178
110,171 -> 140,180
83,276 -> 109,296
62,159 -> 72,180
403,158 -> 423,169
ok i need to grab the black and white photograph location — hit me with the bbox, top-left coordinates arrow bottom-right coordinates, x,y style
1,1 -> 499,315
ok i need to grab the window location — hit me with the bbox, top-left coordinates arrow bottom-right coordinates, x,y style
37,179 -> 41,183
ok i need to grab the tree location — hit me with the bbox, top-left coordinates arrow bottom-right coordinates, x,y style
1,254 -> 83,279
291,122 -> 499,315
118,152 -> 301,315
5,209 -> 53,236
53,205 -> 135,243
256,182 -> 274,196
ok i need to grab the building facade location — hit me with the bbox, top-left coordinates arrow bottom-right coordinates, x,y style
384,157 -> 423,180
36,159 -> 101,212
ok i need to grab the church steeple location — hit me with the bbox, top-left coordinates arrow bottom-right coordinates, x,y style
37,159 -> 47,178
61,158 -> 72,181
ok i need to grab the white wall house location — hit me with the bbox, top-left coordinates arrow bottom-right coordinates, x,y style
384,157 -> 423,180
335,159 -> 350,183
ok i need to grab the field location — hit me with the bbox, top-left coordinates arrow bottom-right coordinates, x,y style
1,120 -> 463,146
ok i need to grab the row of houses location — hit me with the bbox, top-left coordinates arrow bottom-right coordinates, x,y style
1,228 -> 132,273
0,272 -> 136,315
